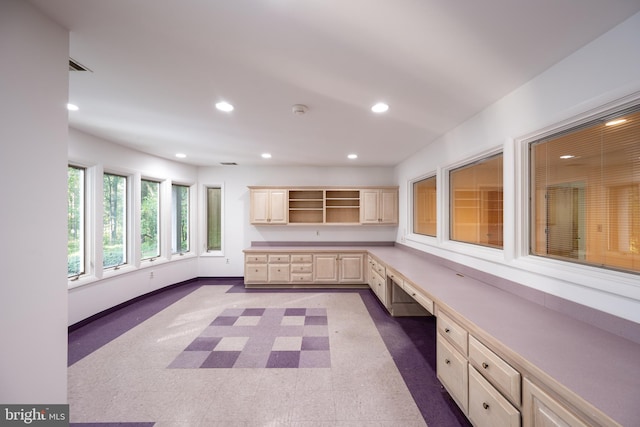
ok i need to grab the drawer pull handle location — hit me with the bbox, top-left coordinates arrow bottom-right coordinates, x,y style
482,362 -> 489,369
445,328 -> 451,333
412,293 -> 416,297
445,359 -> 451,365
483,402 -> 490,410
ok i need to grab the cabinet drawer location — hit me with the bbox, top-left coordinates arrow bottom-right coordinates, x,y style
245,264 -> 267,282
469,366 -> 520,427
268,254 -> 290,263
402,280 -> 434,314
246,254 -> 268,263
291,273 -> 313,283
291,263 -> 312,273
438,311 -> 468,355
371,259 -> 386,278
291,254 -> 313,263
437,334 -> 468,414
469,336 -> 521,406
268,264 -> 290,282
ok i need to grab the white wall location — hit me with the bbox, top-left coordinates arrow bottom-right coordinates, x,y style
67,128 -> 199,325
394,12 -> 640,323
0,0 -> 69,403
197,165 -> 397,277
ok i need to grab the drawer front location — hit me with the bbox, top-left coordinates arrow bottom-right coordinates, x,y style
437,334 -> 469,414
246,254 -> 268,263
469,366 -> 520,427
268,254 -> 290,263
291,263 -> 312,273
268,264 -> 290,282
403,280 -> 434,314
245,264 -> 267,282
438,311 -> 468,355
387,267 -> 402,285
469,336 -> 521,406
291,273 -> 313,283
291,254 -> 313,263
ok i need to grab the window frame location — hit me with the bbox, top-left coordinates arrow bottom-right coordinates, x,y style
513,95 -> 640,301
409,173 -> 438,241
102,171 -> 131,271
201,183 -> 224,256
171,182 -> 191,256
68,164 -> 86,280
140,178 -> 161,261
448,151 -> 504,250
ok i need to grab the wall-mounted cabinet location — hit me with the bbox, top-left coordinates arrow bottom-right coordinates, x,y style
249,186 -> 398,225
250,188 -> 288,224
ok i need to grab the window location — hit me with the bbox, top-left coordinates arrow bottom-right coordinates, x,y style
141,179 -> 160,260
450,153 -> 503,248
530,105 -> 640,274
103,173 -> 127,268
206,186 -> 222,252
172,184 -> 190,254
413,175 -> 437,236
68,165 -> 85,277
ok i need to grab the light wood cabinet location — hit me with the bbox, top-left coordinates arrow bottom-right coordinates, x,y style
360,188 -> 398,224
250,189 -> 287,224
249,186 -> 398,225
523,379 -> 589,427
313,253 -> 365,284
437,333 -> 469,413
469,336 -> 521,406
244,250 -> 366,286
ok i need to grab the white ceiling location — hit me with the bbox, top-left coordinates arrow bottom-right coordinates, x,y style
31,0 -> 640,167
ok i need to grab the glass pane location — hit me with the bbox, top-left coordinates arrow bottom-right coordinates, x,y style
207,187 -> 222,251
141,179 -> 160,259
172,184 -> 189,253
68,166 -> 85,277
450,154 -> 503,248
103,173 -> 127,268
413,176 -> 437,236
531,106 -> 640,273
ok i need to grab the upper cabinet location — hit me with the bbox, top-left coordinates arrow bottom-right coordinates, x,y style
249,186 -> 398,226
360,188 -> 398,224
250,188 -> 288,224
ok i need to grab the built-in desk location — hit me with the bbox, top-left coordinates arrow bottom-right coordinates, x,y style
245,243 -> 640,426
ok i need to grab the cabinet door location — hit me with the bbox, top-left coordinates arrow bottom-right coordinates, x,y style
313,254 -> 339,283
250,190 -> 271,224
360,190 -> 380,223
268,263 -> 290,283
379,189 -> 398,224
339,253 -> 365,283
268,189 -> 288,224
250,189 -> 287,224
437,334 -> 469,414
523,379 -> 589,427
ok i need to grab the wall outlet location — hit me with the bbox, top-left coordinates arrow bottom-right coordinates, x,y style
226,258 -> 230,264
149,271 -> 154,279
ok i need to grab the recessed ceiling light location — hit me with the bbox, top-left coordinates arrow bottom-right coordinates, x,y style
67,103 -> 79,111
261,153 -> 272,159
175,153 -> 187,159
348,154 -> 358,159
215,101 -> 234,112
605,118 -> 627,126
560,155 -> 575,159
371,102 -> 389,113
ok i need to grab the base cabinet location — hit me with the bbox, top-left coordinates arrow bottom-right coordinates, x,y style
244,251 -> 366,286
523,379 -> 589,427
437,333 -> 469,414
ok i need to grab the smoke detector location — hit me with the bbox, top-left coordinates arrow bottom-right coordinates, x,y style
292,104 -> 309,115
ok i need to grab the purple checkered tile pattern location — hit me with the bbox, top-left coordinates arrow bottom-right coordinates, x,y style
168,308 -> 330,369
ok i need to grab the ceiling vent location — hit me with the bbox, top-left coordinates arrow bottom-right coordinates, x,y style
69,58 -> 91,72
220,162 -> 238,166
